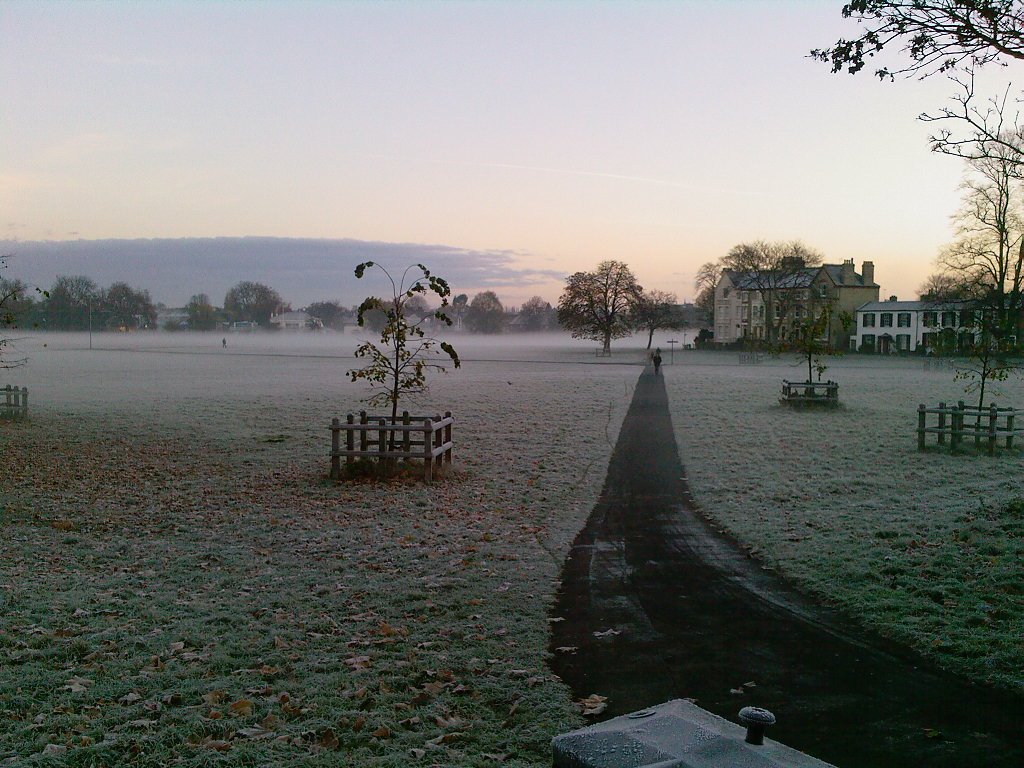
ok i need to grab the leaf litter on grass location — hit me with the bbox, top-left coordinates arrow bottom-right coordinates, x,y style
0,358 -> 637,766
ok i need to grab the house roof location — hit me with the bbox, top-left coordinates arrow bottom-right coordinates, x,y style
856,300 -> 973,312
723,262 -> 874,291
819,263 -> 876,288
725,268 -> 817,290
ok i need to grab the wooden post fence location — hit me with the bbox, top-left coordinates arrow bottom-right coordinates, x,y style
329,411 -> 454,482
2,386 -> 28,419
917,402 -> 1022,454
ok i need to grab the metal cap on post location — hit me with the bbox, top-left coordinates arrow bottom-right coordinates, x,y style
738,706 -> 777,745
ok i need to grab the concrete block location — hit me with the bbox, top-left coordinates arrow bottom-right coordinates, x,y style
552,699 -> 835,768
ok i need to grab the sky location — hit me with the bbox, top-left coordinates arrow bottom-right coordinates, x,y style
2,0 -> 1021,309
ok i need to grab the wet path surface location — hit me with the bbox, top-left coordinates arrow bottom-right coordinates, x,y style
550,369 -> 1023,767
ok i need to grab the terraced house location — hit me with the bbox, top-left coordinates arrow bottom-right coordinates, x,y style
853,299 -> 985,354
714,259 -> 878,350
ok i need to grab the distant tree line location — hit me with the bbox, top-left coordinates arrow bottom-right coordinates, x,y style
1,265 -> 703,349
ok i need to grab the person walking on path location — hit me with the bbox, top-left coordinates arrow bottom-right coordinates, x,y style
652,348 -> 662,375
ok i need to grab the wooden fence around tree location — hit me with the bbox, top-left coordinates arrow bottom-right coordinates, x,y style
917,401 -> 1022,454
780,380 -> 839,407
1,386 -> 28,419
330,411 -> 453,482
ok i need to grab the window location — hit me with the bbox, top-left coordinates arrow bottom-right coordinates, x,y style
960,310 -> 975,326
923,311 -> 937,327
897,313 -> 911,327
863,313 -> 876,327
896,334 -> 911,350
880,313 -> 893,327
818,284 -> 828,299
861,333 -> 876,351
941,311 -> 956,327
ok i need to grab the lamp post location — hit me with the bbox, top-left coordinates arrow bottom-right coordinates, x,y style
667,338 -> 678,364
88,297 -> 93,350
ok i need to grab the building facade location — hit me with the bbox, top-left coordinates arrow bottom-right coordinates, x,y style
853,299 -> 980,353
714,259 -> 878,349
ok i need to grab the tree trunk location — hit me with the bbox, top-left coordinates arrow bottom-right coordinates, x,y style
646,328 -> 654,349
603,332 -> 611,354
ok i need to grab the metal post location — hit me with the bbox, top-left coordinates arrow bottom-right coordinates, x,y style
667,339 -> 678,364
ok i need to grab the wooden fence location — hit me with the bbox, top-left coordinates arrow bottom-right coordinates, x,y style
1,386 -> 28,419
780,380 -> 839,407
737,352 -> 764,365
330,411 -> 454,482
917,401 -> 1022,454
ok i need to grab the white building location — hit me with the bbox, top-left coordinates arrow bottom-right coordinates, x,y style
853,299 -> 979,353
268,310 -> 324,332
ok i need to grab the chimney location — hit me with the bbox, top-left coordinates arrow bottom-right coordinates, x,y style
841,259 -> 855,284
889,295 -> 898,302
862,261 -> 875,285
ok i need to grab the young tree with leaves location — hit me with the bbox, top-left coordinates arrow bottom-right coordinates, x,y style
793,301 -> 837,384
1,255 -> 33,368
349,263 -> 460,434
557,260 -> 642,354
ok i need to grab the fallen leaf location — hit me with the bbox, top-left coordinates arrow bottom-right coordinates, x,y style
228,699 -> 254,717
576,694 -> 608,716
372,725 -> 392,738
318,728 -> 340,749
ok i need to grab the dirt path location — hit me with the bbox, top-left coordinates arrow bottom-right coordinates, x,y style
550,368 -> 1022,768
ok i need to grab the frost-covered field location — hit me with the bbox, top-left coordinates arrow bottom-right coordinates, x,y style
665,352 -> 1024,691
0,331 -> 639,767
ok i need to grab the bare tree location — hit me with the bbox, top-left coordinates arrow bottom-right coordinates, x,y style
939,144 -> 1024,342
518,296 -> 556,331
633,289 -> 684,349
918,271 -> 970,300
557,261 -> 642,354
815,3 -> 1024,168
694,261 -> 720,326
920,74 -> 1024,169
719,241 -> 823,348
812,1 -> 1024,81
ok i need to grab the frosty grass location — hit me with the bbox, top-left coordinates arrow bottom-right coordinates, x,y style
0,334 -> 1020,766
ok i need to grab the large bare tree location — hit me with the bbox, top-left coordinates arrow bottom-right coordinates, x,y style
719,241 -> 823,348
939,144 -> 1024,342
557,261 -> 642,354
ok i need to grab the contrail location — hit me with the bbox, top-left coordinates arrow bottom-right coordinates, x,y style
366,153 -> 749,193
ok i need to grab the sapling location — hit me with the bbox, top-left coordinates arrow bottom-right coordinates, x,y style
348,262 -> 460,453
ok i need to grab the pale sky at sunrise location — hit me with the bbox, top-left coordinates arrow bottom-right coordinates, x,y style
2,0 -> 1021,307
